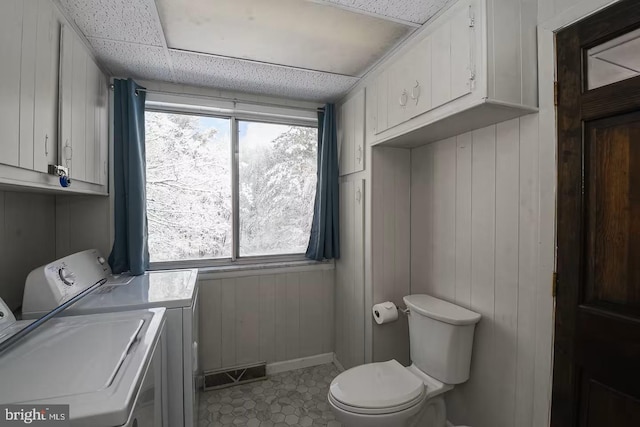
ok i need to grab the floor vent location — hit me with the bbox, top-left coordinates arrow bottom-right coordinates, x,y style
203,362 -> 267,391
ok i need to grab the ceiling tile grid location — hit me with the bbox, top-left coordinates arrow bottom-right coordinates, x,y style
88,38 -> 174,82
58,0 -> 165,46
320,0 -> 455,24
169,50 -> 359,102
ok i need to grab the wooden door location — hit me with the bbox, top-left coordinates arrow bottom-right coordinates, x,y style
553,1 -> 640,426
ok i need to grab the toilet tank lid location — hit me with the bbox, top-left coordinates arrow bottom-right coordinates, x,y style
403,295 -> 481,325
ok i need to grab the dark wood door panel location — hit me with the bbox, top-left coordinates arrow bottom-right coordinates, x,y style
579,375 -> 640,427
585,113 -> 640,310
576,308 -> 640,398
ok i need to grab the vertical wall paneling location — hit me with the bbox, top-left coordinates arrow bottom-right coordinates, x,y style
371,147 -> 411,366
198,269 -> 335,371
285,273 -> 300,360
274,274 -> 288,362
411,145 -> 433,295
494,119 -> 521,427
19,0 -> 38,170
0,1 -> 23,167
410,115 -> 548,427
259,275 -> 276,364
0,191 -> 56,311
235,276 -> 260,365
199,279 -> 222,371
455,132 -> 473,308
432,138 -> 457,301
55,196 -> 111,259
220,278 -> 236,367
335,176 -> 366,370
515,114 -> 540,426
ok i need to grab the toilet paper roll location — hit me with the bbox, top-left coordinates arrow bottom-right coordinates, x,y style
372,301 -> 399,325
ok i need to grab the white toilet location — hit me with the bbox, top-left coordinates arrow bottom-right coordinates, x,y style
328,294 -> 481,427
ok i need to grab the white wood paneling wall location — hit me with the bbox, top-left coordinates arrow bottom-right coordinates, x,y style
411,115 -> 553,427
198,268 -> 335,372
55,195 -> 112,259
0,191 -> 56,310
371,147 -> 411,366
335,178 -> 365,370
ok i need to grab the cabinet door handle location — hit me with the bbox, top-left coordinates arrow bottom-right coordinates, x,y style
411,81 -> 421,104
64,140 -> 72,161
356,145 -> 363,164
399,90 -> 408,107
45,134 -> 49,156
355,188 -> 362,203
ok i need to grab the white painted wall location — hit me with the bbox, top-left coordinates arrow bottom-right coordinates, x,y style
198,266 -> 335,371
0,191 -> 56,311
410,115 -> 552,427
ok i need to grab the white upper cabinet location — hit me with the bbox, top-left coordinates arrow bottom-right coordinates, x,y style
0,0 -> 108,195
369,0 -> 537,147
59,25 -> 108,186
339,89 -> 365,176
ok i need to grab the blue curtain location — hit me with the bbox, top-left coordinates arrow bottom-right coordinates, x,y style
306,104 -> 340,261
108,79 -> 149,275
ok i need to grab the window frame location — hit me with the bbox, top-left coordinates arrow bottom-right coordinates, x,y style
144,103 -> 318,270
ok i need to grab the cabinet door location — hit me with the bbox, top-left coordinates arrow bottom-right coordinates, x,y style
387,57 -> 410,129
33,0 -> 60,173
70,36 -> 87,182
85,59 -> 99,184
0,1 -> 24,167
374,71 -> 388,135
19,0 -> 38,170
352,90 -> 365,173
432,20 -> 452,108
98,73 -> 109,186
409,35 -> 433,118
59,25 -> 73,170
450,5 -> 473,101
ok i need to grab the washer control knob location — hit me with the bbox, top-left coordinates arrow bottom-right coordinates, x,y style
58,268 -> 76,286
97,256 -> 106,265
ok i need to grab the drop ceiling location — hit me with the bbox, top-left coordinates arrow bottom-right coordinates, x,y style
57,0 -> 455,102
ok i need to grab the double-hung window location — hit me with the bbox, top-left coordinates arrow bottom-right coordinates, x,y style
145,107 -> 317,266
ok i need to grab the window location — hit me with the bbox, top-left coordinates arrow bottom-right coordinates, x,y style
145,110 -> 317,264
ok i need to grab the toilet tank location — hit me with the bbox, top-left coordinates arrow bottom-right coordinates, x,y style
403,294 -> 481,385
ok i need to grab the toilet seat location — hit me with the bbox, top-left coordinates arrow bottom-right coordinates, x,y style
329,360 -> 426,415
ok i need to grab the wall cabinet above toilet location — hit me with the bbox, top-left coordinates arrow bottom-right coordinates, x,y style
368,0 -> 537,148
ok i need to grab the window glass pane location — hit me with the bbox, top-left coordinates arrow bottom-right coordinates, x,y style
239,121 -> 318,256
587,27 -> 640,90
146,111 -> 232,262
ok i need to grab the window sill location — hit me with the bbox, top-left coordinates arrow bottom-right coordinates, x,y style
150,258 -> 334,280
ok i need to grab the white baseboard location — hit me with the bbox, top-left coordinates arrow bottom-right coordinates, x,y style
266,352 -> 334,375
332,354 -> 346,372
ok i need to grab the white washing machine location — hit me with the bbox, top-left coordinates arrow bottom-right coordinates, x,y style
0,298 -> 167,427
22,249 -> 200,427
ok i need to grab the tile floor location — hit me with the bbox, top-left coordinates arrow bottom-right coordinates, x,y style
198,363 -> 343,427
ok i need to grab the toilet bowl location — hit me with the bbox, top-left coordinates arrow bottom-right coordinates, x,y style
328,360 -> 451,427
328,294 -> 481,427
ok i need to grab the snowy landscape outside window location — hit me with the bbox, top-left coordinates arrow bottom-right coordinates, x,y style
145,110 -> 317,263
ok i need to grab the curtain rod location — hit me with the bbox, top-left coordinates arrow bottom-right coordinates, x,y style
108,84 -> 325,112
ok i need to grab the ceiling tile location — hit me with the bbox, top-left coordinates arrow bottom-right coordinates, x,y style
319,0 -> 455,24
58,0 -> 165,46
88,38 -> 174,81
156,0 -> 412,76
169,50 -> 359,102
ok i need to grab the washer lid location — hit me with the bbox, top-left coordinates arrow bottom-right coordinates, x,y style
329,360 -> 424,409
403,294 -> 481,325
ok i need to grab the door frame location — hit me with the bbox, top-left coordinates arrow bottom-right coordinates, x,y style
539,0 -> 638,425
